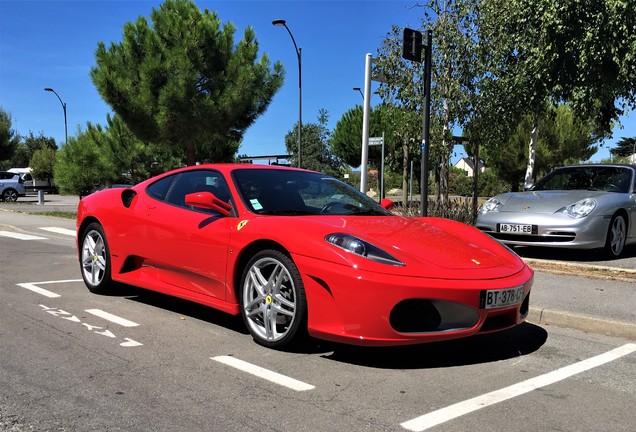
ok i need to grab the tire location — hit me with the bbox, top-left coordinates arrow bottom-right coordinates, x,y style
2,189 -> 18,202
80,222 -> 112,293
605,214 -> 627,258
240,249 -> 307,349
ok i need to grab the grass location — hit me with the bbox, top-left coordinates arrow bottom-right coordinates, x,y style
36,211 -> 77,220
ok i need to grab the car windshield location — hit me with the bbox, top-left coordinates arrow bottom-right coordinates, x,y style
232,169 -> 391,216
532,166 -> 633,193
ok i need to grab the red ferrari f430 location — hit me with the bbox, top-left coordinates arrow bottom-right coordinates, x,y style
77,164 -> 533,349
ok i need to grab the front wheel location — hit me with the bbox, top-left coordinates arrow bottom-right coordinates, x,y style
605,214 -> 627,258
80,222 -> 112,293
240,250 -> 307,349
2,189 -> 18,202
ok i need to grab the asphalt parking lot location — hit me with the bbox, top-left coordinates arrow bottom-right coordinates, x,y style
1,195 -> 634,431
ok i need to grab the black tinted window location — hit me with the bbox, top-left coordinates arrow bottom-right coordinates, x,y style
146,174 -> 175,200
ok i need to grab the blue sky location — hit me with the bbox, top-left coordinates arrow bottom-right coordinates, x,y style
1,0 -> 634,164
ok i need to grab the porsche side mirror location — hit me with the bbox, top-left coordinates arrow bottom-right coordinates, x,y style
380,198 -> 394,211
185,192 -> 232,216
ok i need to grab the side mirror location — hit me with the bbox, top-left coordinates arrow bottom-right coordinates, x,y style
380,198 -> 394,211
185,192 -> 232,216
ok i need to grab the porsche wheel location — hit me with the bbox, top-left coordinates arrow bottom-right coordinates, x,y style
605,214 -> 626,258
80,222 -> 112,293
240,250 -> 307,349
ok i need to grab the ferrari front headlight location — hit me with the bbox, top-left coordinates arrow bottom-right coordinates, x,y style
557,198 -> 597,218
325,233 -> 405,266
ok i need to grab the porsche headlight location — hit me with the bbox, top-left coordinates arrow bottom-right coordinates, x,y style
325,233 -> 405,266
479,197 -> 502,214
557,198 -> 597,218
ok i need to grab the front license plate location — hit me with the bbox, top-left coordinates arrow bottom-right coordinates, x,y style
480,286 -> 525,309
497,223 -> 533,234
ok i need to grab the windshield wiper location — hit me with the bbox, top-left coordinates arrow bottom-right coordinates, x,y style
350,208 -> 390,216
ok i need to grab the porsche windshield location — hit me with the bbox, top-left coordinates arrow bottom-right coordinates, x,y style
532,166 -> 633,193
232,169 -> 391,216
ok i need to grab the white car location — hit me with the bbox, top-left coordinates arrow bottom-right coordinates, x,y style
0,171 -> 27,202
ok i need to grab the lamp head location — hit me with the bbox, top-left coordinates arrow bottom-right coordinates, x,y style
272,19 -> 286,27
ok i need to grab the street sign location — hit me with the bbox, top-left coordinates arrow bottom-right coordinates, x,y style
368,137 -> 384,146
402,28 -> 422,63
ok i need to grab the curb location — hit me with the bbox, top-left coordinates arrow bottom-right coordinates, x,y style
527,307 -> 636,341
523,257 -> 636,274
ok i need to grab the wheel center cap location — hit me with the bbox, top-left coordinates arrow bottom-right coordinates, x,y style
93,255 -> 98,262
265,295 -> 272,305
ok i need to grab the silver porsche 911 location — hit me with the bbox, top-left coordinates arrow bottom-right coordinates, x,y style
476,164 -> 636,257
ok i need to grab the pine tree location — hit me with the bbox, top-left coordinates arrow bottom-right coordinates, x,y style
91,0 -> 283,165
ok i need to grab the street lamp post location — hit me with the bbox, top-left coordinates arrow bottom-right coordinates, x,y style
272,19 -> 302,168
353,87 -> 364,99
44,88 -> 67,145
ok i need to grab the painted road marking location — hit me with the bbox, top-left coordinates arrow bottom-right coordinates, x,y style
0,231 -> 47,240
85,309 -> 140,327
17,283 -> 62,298
401,343 -> 636,431
40,305 -> 143,348
40,227 -> 76,236
17,279 -> 83,298
211,355 -> 315,392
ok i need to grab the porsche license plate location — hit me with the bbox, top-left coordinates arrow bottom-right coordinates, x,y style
497,223 -> 533,234
480,286 -> 525,309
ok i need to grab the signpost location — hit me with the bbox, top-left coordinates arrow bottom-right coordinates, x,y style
401,28 -> 432,216
368,133 -> 385,199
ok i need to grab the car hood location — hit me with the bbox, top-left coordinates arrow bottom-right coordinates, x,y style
496,190 -> 607,213
280,215 -> 526,280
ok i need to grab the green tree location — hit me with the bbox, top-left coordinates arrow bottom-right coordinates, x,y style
478,0 -> 636,187
375,0 -> 480,205
480,104 -> 600,190
0,107 -> 19,169
54,128 -> 111,197
7,132 -> 57,168
285,110 -> 342,177
331,104 -> 395,169
610,137 -> 636,160
30,147 -> 57,190
87,113 -> 180,184
91,0 -> 284,165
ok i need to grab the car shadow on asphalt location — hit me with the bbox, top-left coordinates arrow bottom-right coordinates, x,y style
320,323 -> 548,369
513,244 -> 636,262
102,282 -> 249,336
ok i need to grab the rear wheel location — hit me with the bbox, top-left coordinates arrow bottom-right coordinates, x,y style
80,222 -> 112,293
240,250 -> 307,349
605,214 -> 626,258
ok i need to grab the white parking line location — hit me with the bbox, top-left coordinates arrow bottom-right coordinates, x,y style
0,231 -> 47,240
40,227 -> 76,237
211,355 -> 315,392
17,279 -> 83,298
85,309 -> 140,327
17,283 -> 61,298
401,343 -> 636,431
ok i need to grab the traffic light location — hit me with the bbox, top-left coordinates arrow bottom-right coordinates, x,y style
402,28 -> 422,63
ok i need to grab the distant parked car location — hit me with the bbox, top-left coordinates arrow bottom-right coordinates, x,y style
0,171 -> 27,202
8,167 -> 58,193
476,164 -> 636,258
